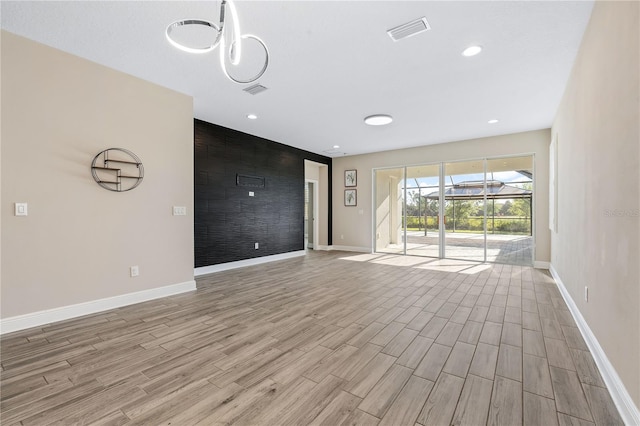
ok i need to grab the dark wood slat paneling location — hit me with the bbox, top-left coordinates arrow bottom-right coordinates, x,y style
194,119 -> 331,267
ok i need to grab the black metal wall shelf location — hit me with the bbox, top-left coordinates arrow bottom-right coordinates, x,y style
91,148 -> 144,192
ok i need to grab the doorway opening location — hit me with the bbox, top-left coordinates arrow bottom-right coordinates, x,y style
305,180 -> 319,250
374,155 -> 534,266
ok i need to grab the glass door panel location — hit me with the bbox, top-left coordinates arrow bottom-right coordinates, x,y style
374,168 -> 405,254
373,154 -> 534,266
486,156 -> 534,265
405,164 -> 440,258
443,160 -> 486,262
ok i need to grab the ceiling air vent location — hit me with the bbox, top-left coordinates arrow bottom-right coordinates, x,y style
322,149 -> 345,157
243,83 -> 268,95
387,17 -> 431,42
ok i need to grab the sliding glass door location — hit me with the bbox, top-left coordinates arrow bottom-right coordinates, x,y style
485,156 -> 534,264
373,154 -> 534,266
443,160 -> 486,262
405,164 -> 440,258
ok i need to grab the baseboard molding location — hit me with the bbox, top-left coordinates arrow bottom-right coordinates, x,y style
329,245 -> 371,253
194,251 -> 306,276
534,261 -> 550,269
316,245 -> 332,251
0,280 -> 196,335
549,264 -> 640,426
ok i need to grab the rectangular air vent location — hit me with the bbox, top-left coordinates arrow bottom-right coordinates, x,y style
387,17 -> 431,42
243,84 -> 268,95
322,149 -> 345,157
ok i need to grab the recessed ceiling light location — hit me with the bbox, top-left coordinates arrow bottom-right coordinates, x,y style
333,145 -> 340,149
488,119 -> 499,124
462,45 -> 482,57
247,114 -> 258,120
364,114 -> 393,126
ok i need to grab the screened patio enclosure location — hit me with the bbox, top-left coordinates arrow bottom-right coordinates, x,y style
374,155 -> 534,266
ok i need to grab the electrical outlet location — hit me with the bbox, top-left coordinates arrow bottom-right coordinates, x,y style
173,206 -> 187,216
255,242 -> 259,249
340,234 -> 344,240
130,266 -> 139,277
584,286 -> 588,302
249,191 -> 255,197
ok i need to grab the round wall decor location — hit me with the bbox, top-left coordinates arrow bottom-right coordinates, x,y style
91,148 -> 144,192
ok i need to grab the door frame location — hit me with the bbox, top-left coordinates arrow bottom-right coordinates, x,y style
305,179 -> 319,250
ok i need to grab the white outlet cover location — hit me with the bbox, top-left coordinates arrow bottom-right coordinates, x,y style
173,206 -> 186,216
15,202 -> 28,216
249,191 -> 255,197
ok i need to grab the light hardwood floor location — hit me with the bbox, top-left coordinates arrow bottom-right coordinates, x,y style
0,251 -> 623,425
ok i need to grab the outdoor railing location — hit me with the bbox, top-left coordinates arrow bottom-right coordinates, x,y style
404,215 -> 532,235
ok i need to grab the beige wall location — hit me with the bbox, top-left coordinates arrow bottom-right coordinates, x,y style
373,169 -> 403,247
551,1 -> 639,406
1,31 -> 194,318
374,169 -> 394,248
333,129 -> 551,262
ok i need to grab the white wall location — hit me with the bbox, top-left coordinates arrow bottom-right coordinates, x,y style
333,129 -> 551,263
551,1 -> 639,408
1,31 -> 194,321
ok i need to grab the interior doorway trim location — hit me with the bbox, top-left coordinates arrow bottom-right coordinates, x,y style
305,179 -> 319,251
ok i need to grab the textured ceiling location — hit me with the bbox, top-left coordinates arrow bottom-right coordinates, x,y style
1,1 -> 594,157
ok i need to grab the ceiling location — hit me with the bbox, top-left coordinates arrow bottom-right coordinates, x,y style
1,1 -> 594,157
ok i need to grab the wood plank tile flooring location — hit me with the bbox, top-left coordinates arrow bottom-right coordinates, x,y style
1,251 -> 623,425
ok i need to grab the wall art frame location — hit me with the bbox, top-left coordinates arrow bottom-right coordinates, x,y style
345,169 -> 357,187
344,189 -> 357,206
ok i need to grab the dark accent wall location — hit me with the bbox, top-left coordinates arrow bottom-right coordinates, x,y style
195,119 -> 332,267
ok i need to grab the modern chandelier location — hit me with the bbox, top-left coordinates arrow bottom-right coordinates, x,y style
165,0 -> 269,84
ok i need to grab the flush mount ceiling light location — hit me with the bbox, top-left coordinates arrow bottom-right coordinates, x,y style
364,114 -> 394,126
488,119 -> 499,124
333,145 -> 340,149
462,45 -> 483,57
166,0 -> 269,84
247,114 -> 258,120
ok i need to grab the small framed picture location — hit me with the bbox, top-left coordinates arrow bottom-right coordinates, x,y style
344,189 -> 357,206
345,169 -> 357,187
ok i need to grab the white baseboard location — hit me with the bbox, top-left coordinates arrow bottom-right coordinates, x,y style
194,251 -> 306,276
316,245 -> 332,251
329,245 -> 371,253
534,261 -> 550,269
549,264 -> 640,426
0,280 -> 196,335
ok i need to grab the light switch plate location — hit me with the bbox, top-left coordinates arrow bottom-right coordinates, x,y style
249,191 -> 255,197
15,203 -> 28,216
172,206 -> 187,216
